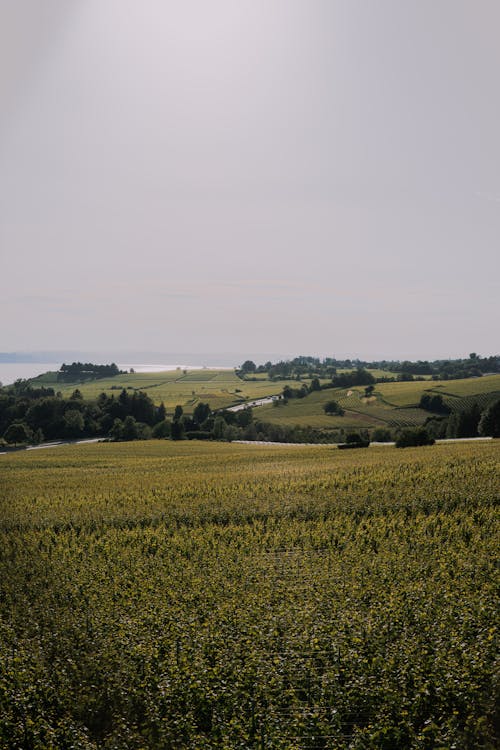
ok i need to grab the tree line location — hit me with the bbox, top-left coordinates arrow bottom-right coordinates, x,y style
238,352 -> 500,382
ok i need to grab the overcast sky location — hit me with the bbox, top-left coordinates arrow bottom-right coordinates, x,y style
1,0 -> 499,362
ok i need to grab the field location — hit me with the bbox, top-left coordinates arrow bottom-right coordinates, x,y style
1,440 -> 498,749
255,374 -> 500,430
31,369 -> 299,413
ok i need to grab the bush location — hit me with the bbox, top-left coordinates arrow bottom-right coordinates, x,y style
185,431 -> 213,440
152,420 -> 171,439
396,428 -> 435,448
371,428 -> 393,442
323,400 -> 344,416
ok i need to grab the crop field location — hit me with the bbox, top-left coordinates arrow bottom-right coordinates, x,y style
255,391 -> 390,429
31,369 -> 304,413
256,389 -> 428,430
1,441 -> 498,749
376,374 -> 500,408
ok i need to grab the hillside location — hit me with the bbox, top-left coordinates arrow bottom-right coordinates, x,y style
29,368 -> 327,413
254,374 -> 500,431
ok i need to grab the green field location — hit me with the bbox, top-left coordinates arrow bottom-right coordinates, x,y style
31,369 -> 302,413
1,440 -> 498,748
254,375 -> 500,431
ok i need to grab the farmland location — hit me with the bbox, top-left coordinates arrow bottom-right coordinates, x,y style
31,369 -> 316,413
27,368 -> 500,433
1,440 -> 498,748
255,374 -> 500,431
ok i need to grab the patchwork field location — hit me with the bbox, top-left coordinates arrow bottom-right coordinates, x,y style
1,440 -> 498,749
31,369 -> 301,412
255,374 -> 500,430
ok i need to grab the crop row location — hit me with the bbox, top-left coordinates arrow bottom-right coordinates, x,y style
0,441 -> 498,749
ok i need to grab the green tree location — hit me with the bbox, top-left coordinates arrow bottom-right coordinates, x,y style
173,405 -> 184,422
240,360 -> 256,373
323,400 -> 344,416
64,409 -> 85,438
237,408 -> 253,428
193,402 -> 210,426
110,418 -> 123,441
309,377 -> 321,392
156,402 -> 167,422
213,416 -> 227,439
122,416 -> 139,441
478,398 -> 500,437
152,420 -> 171,439
170,419 -> 185,440
4,422 -> 32,445
396,427 -> 434,448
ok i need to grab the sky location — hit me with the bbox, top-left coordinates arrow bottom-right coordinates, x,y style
1,0 -> 499,362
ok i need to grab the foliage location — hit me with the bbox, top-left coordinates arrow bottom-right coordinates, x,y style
323,400 -> 344,416
419,393 -> 451,414
57,362 -> 124,382
371,427 -> 393,442
396,427 -> 435,448
446,403 -> 482,439
3,421 -> 32,445
478,398 -> 500,437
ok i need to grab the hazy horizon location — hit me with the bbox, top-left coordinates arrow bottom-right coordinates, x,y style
1,1 -> 499,358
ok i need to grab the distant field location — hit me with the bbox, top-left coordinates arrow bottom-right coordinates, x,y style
253,374 -> 500,430
29,370 -> 500,426
256,388 -> 426,429
30,369 -> 303,413
1,440 -> 498,748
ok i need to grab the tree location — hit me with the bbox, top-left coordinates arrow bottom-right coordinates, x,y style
241,360 -> 256,374
193,402 -> 210,426
371,427 -> 392,442
170,419 -> 185,440
121,415 -> 139,441
33,427 -> 44,445
364,385 -> 375,397
309,377 -> 321,392
64,409 -> 85,438
478,399 -> 500,437
420,393 -> 450,414
110,418 -> 123,441
323,400 -> 344,416
237,408 -> 253,428
446,404 -> 481,438
156,402 -> 167,423
213,416 -> 227,439
396,428 -> 434,448
152,420 -> 171,439
173,405 -> 183,422
4,422 -> 32,445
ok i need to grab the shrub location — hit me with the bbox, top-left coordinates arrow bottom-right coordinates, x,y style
396,428 -> 435,448
323,400 -> 344,416
371,428 -> 393,442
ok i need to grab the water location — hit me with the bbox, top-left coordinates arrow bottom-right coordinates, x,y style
0,363 -> 62,385
0,362 -> 234,386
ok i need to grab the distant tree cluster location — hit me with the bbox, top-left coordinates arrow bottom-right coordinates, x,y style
0,383 -> 166,445
419,393 -> 451,414
57,362 -> 124,382
237,353 -> 500,383
395,428 -> 435,448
